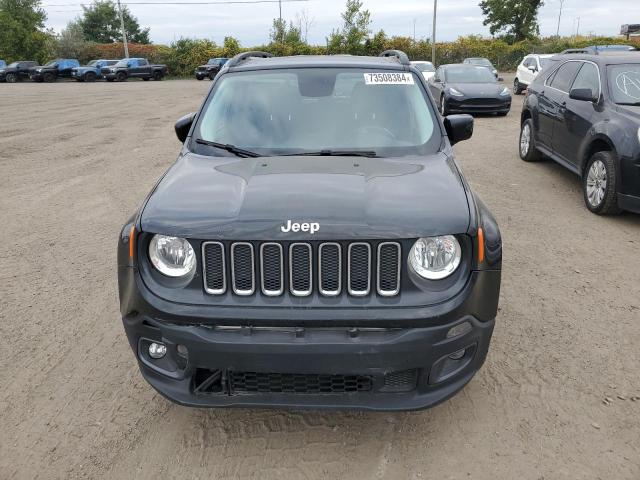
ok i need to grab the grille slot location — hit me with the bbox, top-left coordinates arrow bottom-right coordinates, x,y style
318,243 -> 341,296
229,371 -> 373,394
202,242 -> 226,295
231,242 -> 255,295
289,243 -> 312,296
377,242 -> 401,296
380,369 -> 418,392
260,243 -> 283,296
348,243 -> 371,296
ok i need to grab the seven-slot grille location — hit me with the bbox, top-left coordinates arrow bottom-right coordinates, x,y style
202,241 -> 401,298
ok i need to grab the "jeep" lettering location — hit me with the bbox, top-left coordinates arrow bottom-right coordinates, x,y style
281,220 -> 320,234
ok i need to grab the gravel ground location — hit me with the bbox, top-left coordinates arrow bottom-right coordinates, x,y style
1,75 -> 639,480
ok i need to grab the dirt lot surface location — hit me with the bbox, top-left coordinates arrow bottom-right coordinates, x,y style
1,75 -> 639,480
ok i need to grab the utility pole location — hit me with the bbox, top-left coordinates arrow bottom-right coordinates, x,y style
413,18 -> 416,42
279,0 -> 283,43
576,16 -> 580,36
431,0 -> 437,64
556,0 -> 564,37
117,0 -> 129,58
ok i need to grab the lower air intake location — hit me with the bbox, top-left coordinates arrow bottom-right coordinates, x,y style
230,371 -> 373,394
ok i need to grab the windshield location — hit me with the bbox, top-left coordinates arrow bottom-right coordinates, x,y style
467,58 -> 492,66
445,66 -> 496,83
207,59 -> 218,65
87,60 -> 97,66
194,68 -> 439,157
8,62 -> 19,68
539,58 -> 552,69
44,60 -> 59,67
413,62 -> 435,72
608,64 -> 640,104
115,59 -> 129,67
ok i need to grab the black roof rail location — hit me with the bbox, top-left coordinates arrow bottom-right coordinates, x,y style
226,51 -> 274,68
379,50 -> 410,66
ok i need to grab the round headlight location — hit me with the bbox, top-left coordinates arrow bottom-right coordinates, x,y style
149,234 -> 196,277
409,236 -> 462,280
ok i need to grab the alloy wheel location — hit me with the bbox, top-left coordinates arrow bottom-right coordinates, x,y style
520,123 -> 531,157
586,159 -> 607,207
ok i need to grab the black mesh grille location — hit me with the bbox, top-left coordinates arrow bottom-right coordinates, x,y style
203,242 -> 225,293
290,243 -> 312,295
319,244 -> 341,295
380,369 -> 418,392
232,243 -> 254,294
349,244 -> 371,295
261,243 -> 283,295
378,243 -> 400,295
230,371 -> 372,394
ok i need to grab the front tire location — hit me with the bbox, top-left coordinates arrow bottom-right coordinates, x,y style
5,73 -> 17,83
43,72 -> 55,83
513,78 -> 523,95
116,71 -> 127,82
153,71 -> 163,81
85,72 -> 97,82
583,151 -> 621,215
209,71 -> 216,81
519,118 -> 541,162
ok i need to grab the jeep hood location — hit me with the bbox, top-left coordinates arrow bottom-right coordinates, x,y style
140,153 -> 471,240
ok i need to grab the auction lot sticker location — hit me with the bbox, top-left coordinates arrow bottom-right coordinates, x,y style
364,72 -> 414,85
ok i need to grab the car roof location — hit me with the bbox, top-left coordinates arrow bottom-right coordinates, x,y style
551,52 -> 640,64
228,54 -> 407,72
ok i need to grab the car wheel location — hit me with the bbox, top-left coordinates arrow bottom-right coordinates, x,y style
5,73 -> 17,83
439,95 -> 448,115
209,72 -> 216,81
116,72 -> 127,82
196,75 -> 203,81
518,118 -> 541,162
106,78 -> 114,82
513,78 -> 523,95
583,151 -> 621,215
143,77 -> 150,81
43,72 -> 55,83
153,71 -> 163,81
85,72 -> 97,82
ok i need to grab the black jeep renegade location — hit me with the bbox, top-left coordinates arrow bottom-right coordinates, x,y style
117,50 -> 502,411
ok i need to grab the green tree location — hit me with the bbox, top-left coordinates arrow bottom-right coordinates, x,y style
0,0 -> 52,62
222,36 -> 240,56
78,0 -> 150,44
479,0 -> 544,43
269,18 -> 304,46
326,0 -> 371,54
55,21 -> 93,61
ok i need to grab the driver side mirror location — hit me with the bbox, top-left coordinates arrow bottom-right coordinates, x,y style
527,66 -> 537,73
444,114 -> 473,145
569,88 -> 598,103
175,112 -> 196,143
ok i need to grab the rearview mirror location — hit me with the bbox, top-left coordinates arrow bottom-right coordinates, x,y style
569,88 -> 597,102
443,114 -> 474,145
175,112 -> 196,143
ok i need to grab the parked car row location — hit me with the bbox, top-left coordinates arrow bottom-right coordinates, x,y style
0,57 -> 168,83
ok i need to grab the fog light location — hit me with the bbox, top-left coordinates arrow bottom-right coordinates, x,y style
446,321 -> 472,338
148,342 -> 167,359
449,349 -> 465,360
176,344 -> 188,358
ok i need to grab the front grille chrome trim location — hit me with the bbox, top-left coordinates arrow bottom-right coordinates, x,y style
377,242 -> 401,297
318,243 -> 342,297
202,241 -> 226,295
230,242 -> 255,296
260,242 -> 284,297
289,242 -> 313,297
347,242 -> 371,297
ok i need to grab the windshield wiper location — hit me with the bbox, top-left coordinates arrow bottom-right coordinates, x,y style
195,138 -> 262,158
617,102 -> 640,106
281,149 -> 378,158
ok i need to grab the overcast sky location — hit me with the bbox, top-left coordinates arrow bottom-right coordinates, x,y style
42,0 -> 640,46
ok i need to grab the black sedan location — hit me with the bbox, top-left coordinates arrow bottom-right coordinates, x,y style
520,53 -> 640,215
428,64 -> 511,116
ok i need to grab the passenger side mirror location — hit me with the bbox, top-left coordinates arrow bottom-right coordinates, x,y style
175,112 -> 196,143
443,114 -> 474,145
569,87 -> 597,102
527,66 -> 537,73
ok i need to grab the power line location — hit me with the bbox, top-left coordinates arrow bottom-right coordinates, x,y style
42,0 -> 309,5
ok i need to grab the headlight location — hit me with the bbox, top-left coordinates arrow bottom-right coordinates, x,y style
409,236 -> 462,280
492,69 -> 497,75
149,234 -> 196,277
500,87 -> 510,96
449,87 -> 464,97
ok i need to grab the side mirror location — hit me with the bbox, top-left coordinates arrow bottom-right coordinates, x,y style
175,112 -> 196,143
527,66 -> 537,73
443,114 -> 473,146
569,88 -> 597,102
